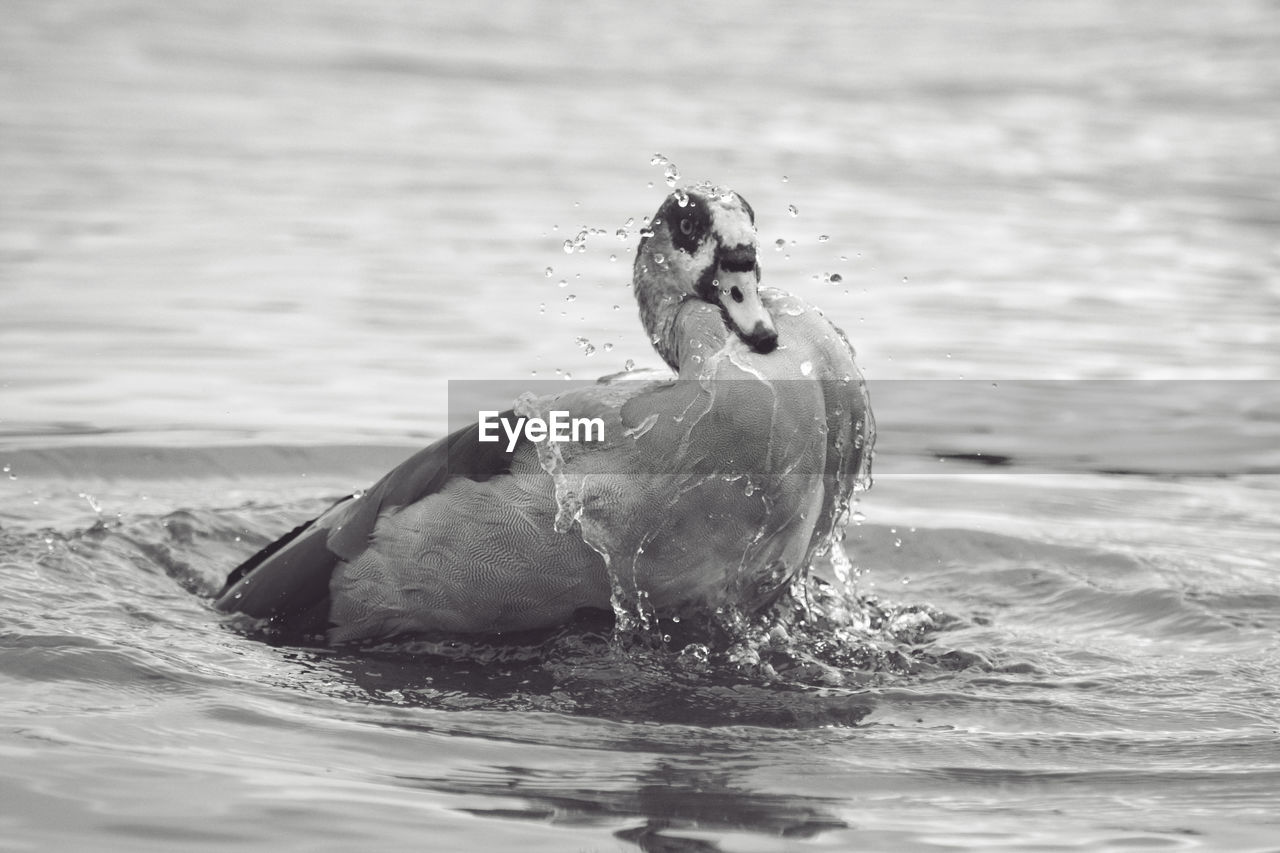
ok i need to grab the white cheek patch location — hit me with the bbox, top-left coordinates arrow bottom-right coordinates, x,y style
707,197 -> 757,249
672,238 -> 716,276
690,239 -> 717,271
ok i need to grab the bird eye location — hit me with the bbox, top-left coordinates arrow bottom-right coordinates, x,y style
679,218 -> 694,236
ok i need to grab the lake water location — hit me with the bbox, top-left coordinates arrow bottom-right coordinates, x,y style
3,1 -> 1279,850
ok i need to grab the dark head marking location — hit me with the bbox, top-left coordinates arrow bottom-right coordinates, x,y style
718,244 -> 757,273
694,264 -> 717,302
657,192 -> 712,254
741,321 -> 778,354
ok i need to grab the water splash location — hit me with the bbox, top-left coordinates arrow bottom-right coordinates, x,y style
516,393 -> 581,535
562,228 -> 589,254
650,153 -> 681,188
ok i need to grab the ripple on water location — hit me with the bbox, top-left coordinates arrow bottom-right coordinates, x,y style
3,453 -> 1279,851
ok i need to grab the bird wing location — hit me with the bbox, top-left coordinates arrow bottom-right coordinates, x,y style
214,410 -> 517,636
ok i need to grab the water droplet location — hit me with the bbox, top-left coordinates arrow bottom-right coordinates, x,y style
674,188 -> 689,207
624,358 -> 636,371
799,360 -> 813,376
565,294 -> 576,302
650,153 -> 668,166
544,266 -> 554,277
653,253 -> 665,264
612,304 -> 620,311
538,303 -> 546,314
557,279 -> 567,288
609,253 -> 617,262
603,342 -> 614,352
774,238 -> 786,250
818,234 -> 829,242
787,205 -> 798,217
562,240 -> 574,254
781,175 -> 789,183
829,273 -> 843,284
664,163 -> 681,187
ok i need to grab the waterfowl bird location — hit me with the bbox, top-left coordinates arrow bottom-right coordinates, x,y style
216,186 -> 874,643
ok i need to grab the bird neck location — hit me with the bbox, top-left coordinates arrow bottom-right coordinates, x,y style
633,253 -> 686,372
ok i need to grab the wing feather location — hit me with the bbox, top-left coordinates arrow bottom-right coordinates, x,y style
214,411 -> 517,635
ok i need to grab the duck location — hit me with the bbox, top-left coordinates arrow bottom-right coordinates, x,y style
215,185 -> 875,644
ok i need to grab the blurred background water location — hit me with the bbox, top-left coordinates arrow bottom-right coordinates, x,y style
2,1 -> 1279,850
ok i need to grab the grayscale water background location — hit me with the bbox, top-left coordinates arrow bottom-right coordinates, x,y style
3,1 -> 1280,850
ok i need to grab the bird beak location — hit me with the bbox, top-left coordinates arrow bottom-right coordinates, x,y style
717,269 -> 778,354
